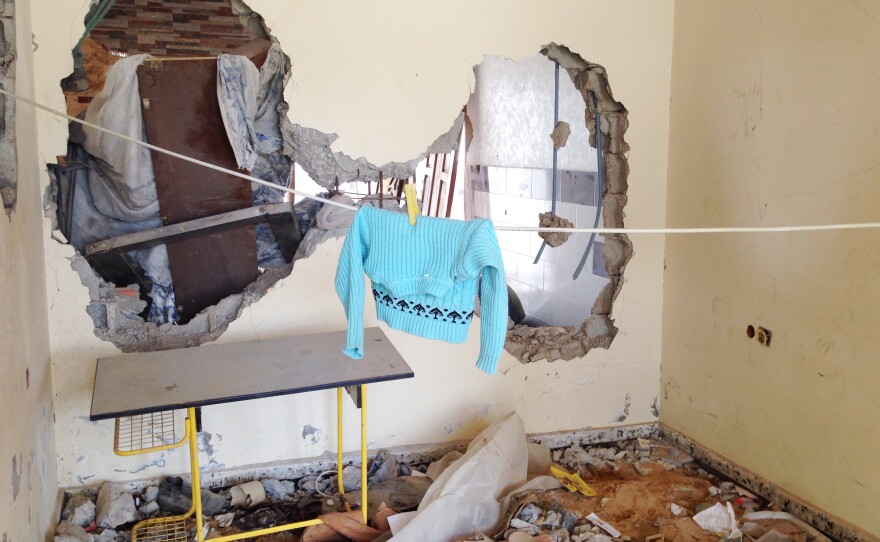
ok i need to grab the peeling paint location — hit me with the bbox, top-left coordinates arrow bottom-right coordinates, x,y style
301,425 -> 322,445
651,396 -> 660,418
198,432 -> 220,456
10,453 -> 21,500
611,393 -> 632,423
444,421 -> 463,434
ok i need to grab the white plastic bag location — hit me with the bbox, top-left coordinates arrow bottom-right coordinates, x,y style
389,413 -> 529,542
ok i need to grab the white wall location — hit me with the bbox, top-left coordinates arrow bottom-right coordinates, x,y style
662,1 -> 880,536
32,1 -> 674,487
0,1 -> 59,539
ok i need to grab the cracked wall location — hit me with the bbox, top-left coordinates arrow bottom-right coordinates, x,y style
35,1 -> 674,488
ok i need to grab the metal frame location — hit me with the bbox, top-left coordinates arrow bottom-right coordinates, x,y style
127,387 -> 369,542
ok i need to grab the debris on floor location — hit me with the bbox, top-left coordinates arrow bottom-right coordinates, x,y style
53,429 -> 830,542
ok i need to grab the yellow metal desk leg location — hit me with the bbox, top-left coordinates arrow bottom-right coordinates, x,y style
360,384 -> 368,525
337,388 -> 352,512
187,407 -> 205,542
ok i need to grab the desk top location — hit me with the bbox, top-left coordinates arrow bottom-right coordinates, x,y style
90,327 -> 413,420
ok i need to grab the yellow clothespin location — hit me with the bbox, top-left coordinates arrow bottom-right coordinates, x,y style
403,184 -> 419,226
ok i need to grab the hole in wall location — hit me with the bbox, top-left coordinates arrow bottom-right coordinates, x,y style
469,45 -> 632,364
45,3 -> 629,362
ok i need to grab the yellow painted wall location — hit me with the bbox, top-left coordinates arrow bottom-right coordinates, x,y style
662,1 -> 880,535
31,1 -> 674,486
0,1 -> 59,539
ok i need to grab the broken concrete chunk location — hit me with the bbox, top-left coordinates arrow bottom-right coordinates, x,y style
550,121 -> 571,150
93,528 -> 117,541
537,212 -> 574,247
95,482 -> 138,529
137,501 -> 159,517
158,477 -> 227,516
55,521 -> 94,542
367,450 -> 399,486
341,465 -> 362,491
517,503 -> 544,524
549,526 -> 571,542
62,492 -> 96,527
215,512 -> 235,528
261,479 -> 296,501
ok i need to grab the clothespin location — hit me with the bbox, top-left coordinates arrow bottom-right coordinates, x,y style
403,183 -> 419,226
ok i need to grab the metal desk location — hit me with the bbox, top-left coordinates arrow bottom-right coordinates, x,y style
90,327 -> 413,542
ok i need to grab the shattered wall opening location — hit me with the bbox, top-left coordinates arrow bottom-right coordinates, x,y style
468,45 -> 632,364
47,5 -> 628,360
45,0 -> 466,351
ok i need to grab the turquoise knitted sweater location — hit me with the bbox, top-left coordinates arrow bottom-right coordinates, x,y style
335,206 -> 508,373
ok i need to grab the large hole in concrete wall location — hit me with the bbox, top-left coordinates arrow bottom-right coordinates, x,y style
0,0 -> 16,215
468,45 -> 632,364
46,3 -> 628,360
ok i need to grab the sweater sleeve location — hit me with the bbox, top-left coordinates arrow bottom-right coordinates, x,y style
335,208 -> 367,359
466,221 -> 509,374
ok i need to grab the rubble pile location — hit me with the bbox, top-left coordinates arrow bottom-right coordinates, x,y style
53,438 -> 828,542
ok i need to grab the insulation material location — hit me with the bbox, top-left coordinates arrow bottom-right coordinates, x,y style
466,54 -> 597,172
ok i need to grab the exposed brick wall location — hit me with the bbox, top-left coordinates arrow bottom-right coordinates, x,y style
89,0 -> 259,56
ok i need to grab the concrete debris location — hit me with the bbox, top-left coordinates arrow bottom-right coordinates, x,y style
143,485 -> 158,503
157,476 -> 227,516
507,316 -> 617,364
215,512 -> 235,528
55,437 -> 795,542
93,528 -> 117,541
342,465 -> 362,491
550,121 -> 571,150
62,492 -> 96,527
367,450 -> 399,486
261,478 -> 297,501
95,482 -> 138,529
137,500 -> 159,517
537,212 -> 574,247
54,521 -> 93,542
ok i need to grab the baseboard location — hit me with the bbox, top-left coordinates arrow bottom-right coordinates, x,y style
660,423 -> 877,542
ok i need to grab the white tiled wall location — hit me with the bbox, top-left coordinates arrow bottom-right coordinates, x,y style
468,165 -> 610,327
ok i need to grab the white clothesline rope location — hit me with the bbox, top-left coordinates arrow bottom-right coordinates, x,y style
8,86 -> 880,236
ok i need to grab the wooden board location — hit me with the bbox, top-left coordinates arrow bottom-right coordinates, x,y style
90,328 -> 413,420
137,59 -> 259,323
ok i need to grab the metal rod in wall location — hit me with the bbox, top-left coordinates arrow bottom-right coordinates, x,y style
533,60 -> 561,264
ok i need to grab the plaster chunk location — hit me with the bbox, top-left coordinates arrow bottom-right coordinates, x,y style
537,212 -> 574,247
54,521 -> 93,542
95,482 -> 138,529
61,492 -> 96,527
550,121 -> 572,150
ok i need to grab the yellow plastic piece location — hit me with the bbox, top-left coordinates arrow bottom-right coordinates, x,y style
403,184 -> 419,225
550,465 -> 597,497
114,411 -> 189,456
338,388 -> 352,512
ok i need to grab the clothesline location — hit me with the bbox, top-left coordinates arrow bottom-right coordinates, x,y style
7,86 -> 880,235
